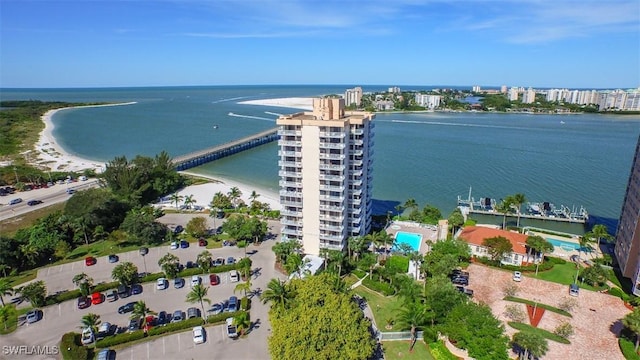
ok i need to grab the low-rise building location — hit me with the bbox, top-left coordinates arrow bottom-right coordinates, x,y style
458,226 -> 530,266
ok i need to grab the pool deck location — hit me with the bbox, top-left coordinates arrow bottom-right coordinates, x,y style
527,231 -> 598,261
386,221 -> 438,255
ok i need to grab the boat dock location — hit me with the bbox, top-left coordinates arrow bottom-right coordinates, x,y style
173,127 -> 278,170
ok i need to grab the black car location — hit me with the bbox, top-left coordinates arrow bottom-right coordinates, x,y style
174,225 -> 184,234
131,284 -> 143,295
27,200 -> 43,206
117,285 -> 131,298
452,277 -> 469,286
186,261 -> 196,269
118,302 -> 136,314
77,296 -> 91,309
157,311 -> 168,326
108,254 -> 119,263
128,318 -> 141,332
174,278 -> 185,289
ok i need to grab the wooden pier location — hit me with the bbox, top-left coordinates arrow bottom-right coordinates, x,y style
173,127 -> 278,171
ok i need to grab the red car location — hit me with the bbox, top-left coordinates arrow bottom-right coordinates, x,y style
209,274 -> 220,286
91,292 -> 103,305
85,256 -> 97,266
77,296 -> 91,309
144,315 -> 156,331
198,238 -> 207,247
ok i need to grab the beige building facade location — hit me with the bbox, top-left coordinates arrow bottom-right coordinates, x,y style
276,97 -> 375,256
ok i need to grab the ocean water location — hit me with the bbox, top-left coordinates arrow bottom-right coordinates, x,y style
2,85 -> 639,232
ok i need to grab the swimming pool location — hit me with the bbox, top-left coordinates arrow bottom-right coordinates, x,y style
394,231 -> 423,252
546,238 -> 592,252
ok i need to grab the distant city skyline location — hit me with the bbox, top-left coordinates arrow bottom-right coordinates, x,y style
1,0 -> 638,89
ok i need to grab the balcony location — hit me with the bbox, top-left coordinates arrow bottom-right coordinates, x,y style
351,188 -> 363,196
319,163 -> 344,171
351,159 -> 363,167
279,180 -> 302,188
319,174 -> 345,182
280,209 -> 300,217
281,228 -> 303,237
352,128 -> 364,135
279,190 -> 302,198
352,198 -> 362,205
350,169 -> 363,177
278,129 -> 302,136
279,140 -> 302,147
320,224 -> 344,232
320,131 -> 346,139
319,184 -> 345,192
319,242 -> 343,251
278,170 -> 302,178
349,207 -> 362,215
278,160 -> 302,168
319,153 -> 345,160
278,150 -> 301,157
319,214 -> 344,221
320,194 -> 345,202
319,204 -> 344,211
349,179 -> 363,187
280,199 -> 303,206
319,142 -> 346,150
281,218 -> 303,227
352,139 -> 364,146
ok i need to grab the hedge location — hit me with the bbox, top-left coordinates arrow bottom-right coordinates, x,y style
60,332 -> 89,360
352,269 -> 366,279
474,256 -> 561,273
240,297 -> 251,311
507,322 -> 570,344
503,296 -> 572,317
139,273 -> 166,283
46,290 -> 81,305
147,317 -> 203,336
428,340 -> 459,360
609,287 -> 631,302
206,310 -> 248,325
362,278 -> 395,296
95,330 -> 146,348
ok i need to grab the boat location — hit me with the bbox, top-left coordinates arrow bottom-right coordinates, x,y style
213,125 -> 219,129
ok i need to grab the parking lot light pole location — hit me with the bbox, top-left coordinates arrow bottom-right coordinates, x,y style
140,247 -> 149,274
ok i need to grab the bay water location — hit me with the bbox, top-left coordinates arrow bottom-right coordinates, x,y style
2,85 -> 639,232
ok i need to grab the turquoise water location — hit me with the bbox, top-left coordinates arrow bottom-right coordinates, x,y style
546,238 -> 592,252
1,86 -> 639,233
394,232 -> 423,252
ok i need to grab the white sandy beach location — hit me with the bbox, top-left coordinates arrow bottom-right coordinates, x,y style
32,102 -> 137,173
238,97 -> 313,111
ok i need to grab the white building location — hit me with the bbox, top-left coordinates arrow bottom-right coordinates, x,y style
472,85 -> 481,93
276,97 -> 375,256
414,94 -> 442,109
388,86 -> 401,94
522,87 -> 536,104
344,87 -> 363,107
508,87 -> 519,101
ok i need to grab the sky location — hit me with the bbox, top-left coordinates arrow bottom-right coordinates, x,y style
0,0 -> 639,89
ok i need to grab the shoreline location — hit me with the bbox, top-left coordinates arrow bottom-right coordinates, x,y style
32,102 -> 137,173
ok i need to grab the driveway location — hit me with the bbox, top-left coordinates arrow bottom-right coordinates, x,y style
467,263 -> 630,360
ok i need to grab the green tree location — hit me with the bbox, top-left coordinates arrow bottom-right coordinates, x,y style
327,250 -> 346,276
158,253 -> 180,278
482,236 -> 513,263
588,224 -> 614,257
512,331 -> 548,360
395,302 -> 427,335
169,192 -> 183,210
17,280 -> 46,307
183,194 -> 196,210
234,311 -> 251,336
261,278 -> 294,310
494,198 -> 512,230
268,273 -> 376,360
623,307 -> 640,352
272,240 -> 302,265
347,236 -> 366,261
234,279 -> 252,298
186,284 -> 210,319
0,279 -> 14,307
196,251 -> 213,273
131,301 -> 156,328
0,305 -> 12,330
448,208 -> 464,236
111,262 -> 139,286
579,264 -> 607,286
510,193 -> 526,228
72,273 -> 94,297
228,186 -> 242,209
79,313 -> 101,334
186,217 -> 208,238
209,191 -> 232,212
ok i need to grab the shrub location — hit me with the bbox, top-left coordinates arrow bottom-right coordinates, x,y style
237,240 -> 247,248
177,268 -> 204,277
609,287 -> 631,302
422,326 -> 439,343
352,269 -> 366,279
503,284 -> 519,298
362,278 -> 395,296
240,296 -> 251,311
139,273 -> 165,283
503,304 -> 526,322
60,332 -> 88,360
93,281 -> 120,293
507,322 -> 570,344
95,330 -> 145,348
557,297 -> 578,313
554,322 -> 574,339
47,289 -> 81,305
207,310 -> 247,325
620,328 -> 640,360
148,318 -> 203,336
210,263 -> 238,274
428,340 -> 459,360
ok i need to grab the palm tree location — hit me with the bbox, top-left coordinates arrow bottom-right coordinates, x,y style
525,235 -> 545,263
20,243 -> 40,267
328,250 -> 346,276
72,273 -> 94,297
394,204 -> 404,218
260,278 -> 293,309
233,311 -> 251,335
131,301 -> 156,329
249,190 -> 260,205
170,193 -> 183,210
589,224 -> 614,257
495,199 -> 512,230
196,251 -> 213,272
186,284 -> 210,319
512,331 -> 548,360
234,279 -> 252,298
511,193 -> 526,228
376,230 -> 396,259
408,251 -> 423,280
403,198 -> 418,212
395,302 -> 426,338
183,194 -> 196,210
0,263 -> 9,278
0,306 -> 12,330
578,234 -> 594,262
623,307 -> 640,352
228,187 -> 242,209
0,279 -> 14,307
80,313 -> 101,334
72,217 -> 91,245
319,248 -> 329,271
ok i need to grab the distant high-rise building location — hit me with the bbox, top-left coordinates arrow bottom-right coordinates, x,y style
388,86 -> 401,94
276,98 -> 375,256
615,135 -> 640,295
472,85 -> 481,93
508,87 -> 519,101
501,85 -> 508,94
522,87 -> 536,104
344,87 -> 363,107
415,94 -> 441,109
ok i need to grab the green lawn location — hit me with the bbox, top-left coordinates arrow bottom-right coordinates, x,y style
7,269 -> 38,287
383,340 -> 435,360
531,261 -> 605,292
0,305 -> 33,335
353,286 -> 404,332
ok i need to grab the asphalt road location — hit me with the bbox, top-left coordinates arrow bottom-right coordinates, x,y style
2,215 -> 284,360
0,179 -> 100,221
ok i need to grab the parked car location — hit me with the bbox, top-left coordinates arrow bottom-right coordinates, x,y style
198,238 -> 207,247
513,271 -> 522,282
117,284 -> 131,298
170,241 -> 179,250
174,225 -> 184,234
128,318 -> 141,332
8,198 -> 22,205
157,311 -> 168,326
209,274 -> 220,286
91,292 -> 103,305
226,257 -> 236,265
26,310 -> 40,324
213,257 -> 225,267
452,276 -> 469,286
97,322 -> 112,338
208,303 -> 223,315
227,296 -> 239,312
66,188 -> 75,194
77,296 -> 91,309
191,275 -> 201,287
144,315 -> 156,329
108,254 -> 119,263
85,256 -> 97,266
131,284 -> 143,295
81,327 -> 95,345
156,278 -> 168,290
186,261 -> 196,269
569,283 -> 579,297
193,325 -> 205,344
229,270 -> 240,283
174,278 -> 185,289
187,307 -> 200,319
27,200 -> 43,206
97,349 -> 115,360
171,310 -> 184,323
226,317 -> 238,338
180,240 -> 189,249
105,289 -> 118,302
118,302 -> 136,314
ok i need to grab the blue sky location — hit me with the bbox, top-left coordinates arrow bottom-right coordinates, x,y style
1,0 -> 638,89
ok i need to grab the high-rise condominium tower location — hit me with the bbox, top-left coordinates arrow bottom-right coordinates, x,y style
276,97 -> 375,256
615,135 -> 640,295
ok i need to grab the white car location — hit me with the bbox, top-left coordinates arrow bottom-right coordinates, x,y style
156,277 -> 168,290
229,270 -> 240,283
170,242 -> 179,250
226,317 -> 238,338
190,275 -> 201,287
513,271 -> 522,282
81,327 -> 95,345
193,326 -> 205,344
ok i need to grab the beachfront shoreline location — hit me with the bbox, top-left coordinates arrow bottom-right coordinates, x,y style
33,102 -> 137,173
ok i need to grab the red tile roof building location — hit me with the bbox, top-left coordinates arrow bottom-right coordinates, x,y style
458,226 -> 530,266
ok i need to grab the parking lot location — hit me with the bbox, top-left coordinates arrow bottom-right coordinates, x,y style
4,216 -> 284,360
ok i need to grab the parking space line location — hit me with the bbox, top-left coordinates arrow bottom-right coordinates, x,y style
58,304 -> 61,317
178,331 -> 181,351
162,337 -> 165,355
130,347 -> 134,360
147,342 -> 150,359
